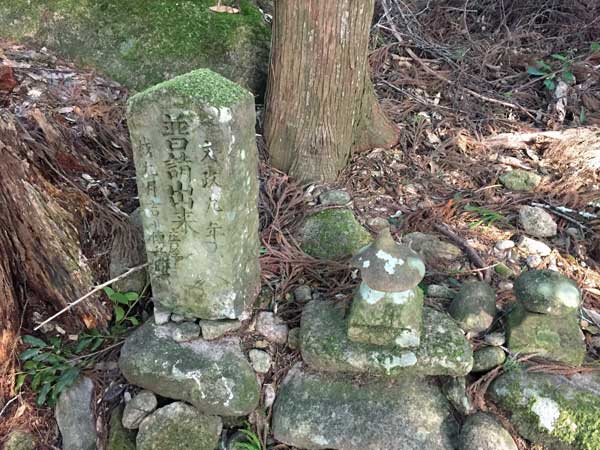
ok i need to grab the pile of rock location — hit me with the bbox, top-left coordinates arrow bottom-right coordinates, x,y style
272,230 -> 474,449
506,269 -> 586,366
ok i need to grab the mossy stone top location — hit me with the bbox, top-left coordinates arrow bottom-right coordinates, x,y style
128,69 -> 252,112
351,229 -> 426,292
514,270 -> 582,316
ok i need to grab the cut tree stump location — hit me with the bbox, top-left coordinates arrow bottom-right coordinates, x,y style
0,116 -> 111,374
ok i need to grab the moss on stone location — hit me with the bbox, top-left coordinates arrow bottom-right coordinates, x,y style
490,371 -> 600,450
107,407 -> 136,450
4,430 -> 36,450
0,0 -> 270,93
506,304 -> 585,366
129,69 -> 251,111
500,170 -> 542,192
137,402 -> 222,450
299,209 -> 372,260
300,300 -> 473,377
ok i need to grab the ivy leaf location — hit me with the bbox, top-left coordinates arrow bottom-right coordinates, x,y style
20,348 -> 41,361
22,335 -> 47,348
36,382 -> 52,406
536,60 -> 552,71
563,71 -> 575,84
551,53 -> 568,62
128,317 -> 140,326
23,360 -> 39,371
527,67 -> 546,76
103,286 -> 115,298
544,79 -> 556,91
591,42 -> 600,52
124,292 -> 139,302
74,337 -> 93,354
14,373 -> 27,391
55,367 -> 80,394
31,371 -> 44,391
90,337 -> 104,352
114,306 -> 125,323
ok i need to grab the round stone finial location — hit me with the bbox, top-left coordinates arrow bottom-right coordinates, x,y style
351,229 -> 425,292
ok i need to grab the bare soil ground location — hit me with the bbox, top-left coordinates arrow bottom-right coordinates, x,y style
1,1 -> 599,449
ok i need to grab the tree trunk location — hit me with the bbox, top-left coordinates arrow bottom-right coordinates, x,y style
264,0 -> 398,182
0,117 -> 111,374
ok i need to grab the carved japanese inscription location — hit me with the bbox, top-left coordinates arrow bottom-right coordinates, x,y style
127,69 -> 261,319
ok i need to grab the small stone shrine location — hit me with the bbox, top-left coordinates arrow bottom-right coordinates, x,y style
127,69 -> 261,320
348,229 -> 425,347
273,229 -> 474,450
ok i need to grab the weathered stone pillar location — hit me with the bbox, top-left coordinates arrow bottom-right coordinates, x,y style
127,69 -> 260,320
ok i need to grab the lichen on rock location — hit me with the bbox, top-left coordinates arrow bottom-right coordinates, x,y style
490,371 -> 600,450
272,364 -> 459,450
119,320 -> 260,416
301,300 -> 473,377
136,402 -> 222,450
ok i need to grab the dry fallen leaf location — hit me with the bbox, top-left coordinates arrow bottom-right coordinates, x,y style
0,65 -> 17,92
209,5 -> 240,14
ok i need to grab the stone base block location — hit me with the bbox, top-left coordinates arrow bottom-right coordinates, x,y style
506,305 -> 585,366
347,284 -> 423,347
119,320 -> 259,416
301,300 -> 473,377
272,364 -> 458,450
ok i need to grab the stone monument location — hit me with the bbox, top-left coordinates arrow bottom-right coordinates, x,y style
127,69 -> 261,320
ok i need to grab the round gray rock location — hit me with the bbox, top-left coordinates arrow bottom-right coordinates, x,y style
459,412 -> 517,450
484,331 -> 506,347
248,349 -> 272,374
4,430 -> 36,450
172,322 -> 201,342
514,270 -> 581,316
293,285 -> 312,302
449,281 -> 497,334
319,189 -> 351,206
442,377 -> 474,416
119,321 -> 260,416
256,312 -> 288,344
122,390 -> 158,429
471,346 -> 507,373
519,206 -> 557,238
517,236 -> 552,256
137,402 -> 222,450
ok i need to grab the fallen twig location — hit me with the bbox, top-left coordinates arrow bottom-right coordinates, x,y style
433,222 -> 491,281
34,263 -> 148,331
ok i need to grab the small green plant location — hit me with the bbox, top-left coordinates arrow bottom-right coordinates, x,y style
103,286 -> 141,332
503,354 -> 523,373
464,205 -> 506,229
234,424 -> 263,450
16,335 -> 86,406
527,52 -> 577,91
17,287 -> 143,406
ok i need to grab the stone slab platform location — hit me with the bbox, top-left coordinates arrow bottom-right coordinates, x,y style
300,300 -> 473,377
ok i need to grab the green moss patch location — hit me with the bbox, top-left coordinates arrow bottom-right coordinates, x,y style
0,0 -> 270,92
299,209 -> 372,259
490,371 -> 600,450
